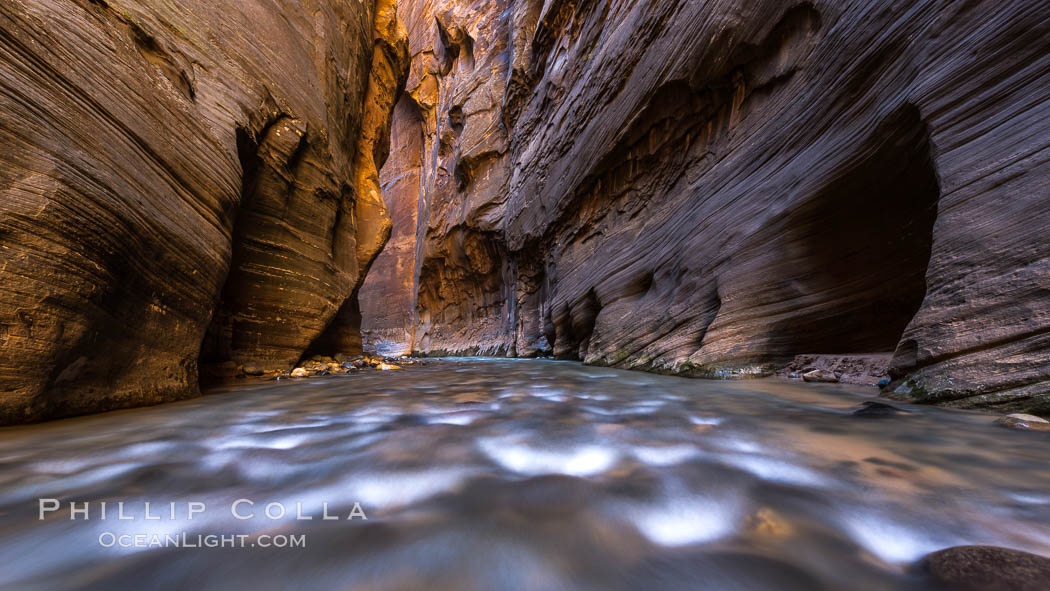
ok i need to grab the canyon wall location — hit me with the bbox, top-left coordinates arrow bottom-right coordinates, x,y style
358,96 -> 424,356
369,0 -> 1050,412
0,0 -> 408,423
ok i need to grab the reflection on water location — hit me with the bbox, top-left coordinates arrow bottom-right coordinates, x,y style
2,359 -> 1050,590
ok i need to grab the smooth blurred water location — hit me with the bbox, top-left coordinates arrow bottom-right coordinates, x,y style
2,359 -> 1049,590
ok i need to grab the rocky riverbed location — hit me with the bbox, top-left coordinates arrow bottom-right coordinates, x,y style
2,359 -> 1050,590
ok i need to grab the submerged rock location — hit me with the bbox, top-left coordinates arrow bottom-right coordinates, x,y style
996,414 -> 1050,432
920,545 -> 1050,591
852,401 -> 909,417
802,369 -> 839,383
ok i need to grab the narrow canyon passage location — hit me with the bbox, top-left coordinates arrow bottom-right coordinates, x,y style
1,0 -> 1049,589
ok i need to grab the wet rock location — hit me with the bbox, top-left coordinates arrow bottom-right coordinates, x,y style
783,355 -> 890,386
877,377 -> 891,388
920,545 -> 1050,591
996,414 -> 1050,432
802,369 -> 839,383
240,363 -> 265,377
290,368 -> 310,378
357,354 -> 386,368
390,414 -> 427,427
852,401 -> 909,417
377,363 -> 403,371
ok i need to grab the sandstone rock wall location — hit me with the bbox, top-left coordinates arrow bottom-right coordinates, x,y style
0,0 -> 408,423
358,96 -> 424,356
371,0 -> 1050,412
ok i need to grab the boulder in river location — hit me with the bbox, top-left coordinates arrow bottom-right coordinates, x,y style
240,363 -> 265,377
920,545 -> 1050,591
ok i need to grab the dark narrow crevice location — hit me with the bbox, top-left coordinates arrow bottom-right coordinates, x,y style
328,184 -> 353,264
435,17 -> 461,76
573,290 -> 602,360
543,307 -> 557,357
448,105 -> 465,133
301,287 -> 363,363
552,303 -> 576,359
454,160 -> 472,192
198,125 -> 265,387
553,289 -> 602,360
509,243 -> 554,357
459,33 -> 475,72
234,127 -> 261,195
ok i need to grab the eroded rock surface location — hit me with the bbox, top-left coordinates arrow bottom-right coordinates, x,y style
358,96 -> 424,356
920,545 -> 1050,591
0,0 -> 407,423
364,0 -> 1050,412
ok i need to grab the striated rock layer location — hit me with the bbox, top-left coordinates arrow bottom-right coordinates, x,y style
367,0 -> 1050,412
358,96 -> 424,356
0,0 -> 408,423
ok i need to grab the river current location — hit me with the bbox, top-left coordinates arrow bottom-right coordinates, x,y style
2,359 -> 1049,590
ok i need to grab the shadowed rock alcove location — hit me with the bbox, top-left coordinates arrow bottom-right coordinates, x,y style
768,104 -> 941,359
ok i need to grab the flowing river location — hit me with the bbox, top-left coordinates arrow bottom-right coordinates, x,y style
2,359 -> 1050,590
